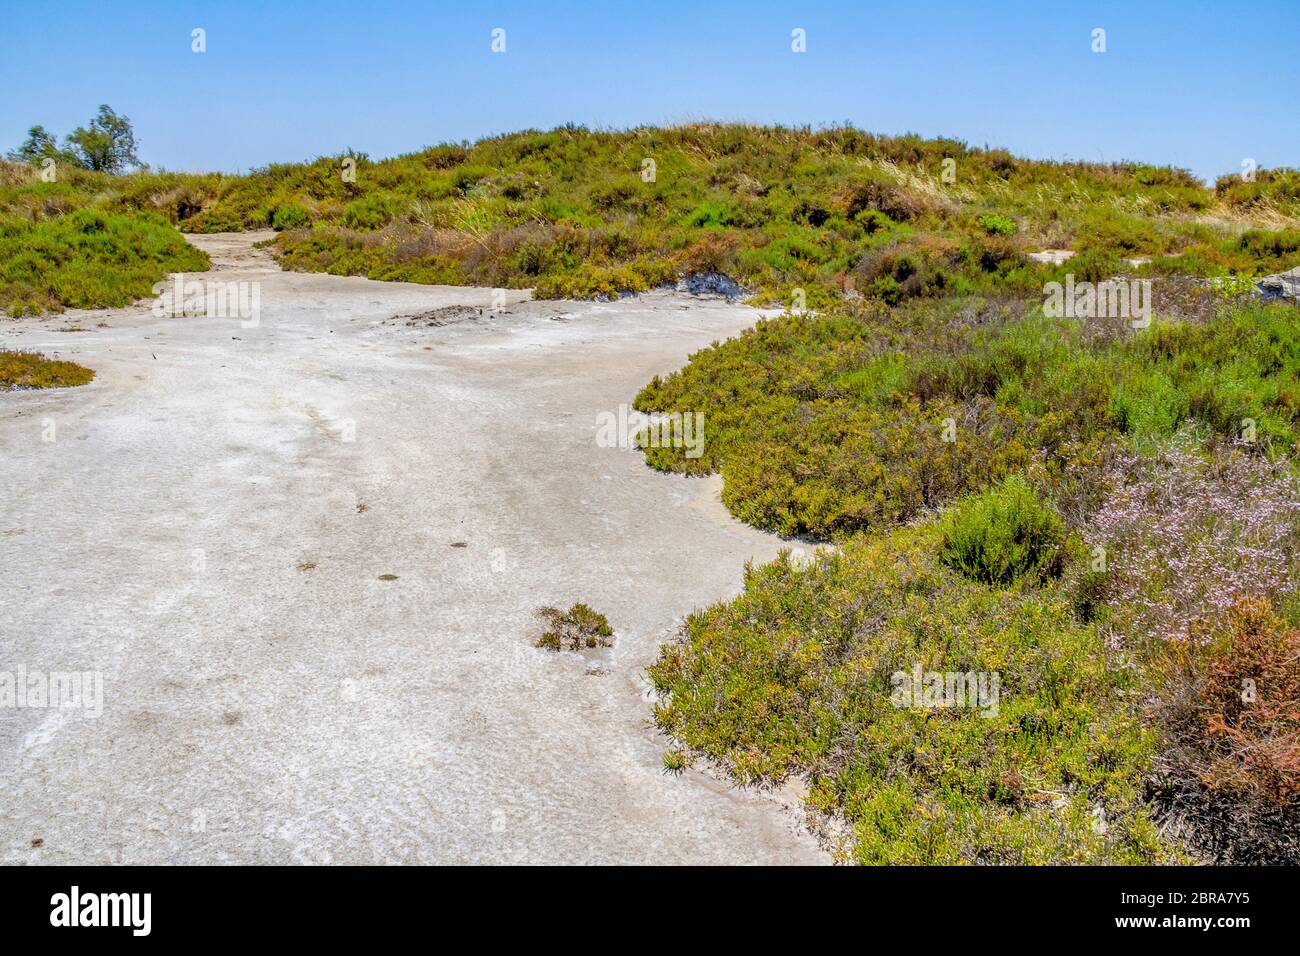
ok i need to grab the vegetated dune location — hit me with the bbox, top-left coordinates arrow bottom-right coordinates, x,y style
3,124 -> 1298,315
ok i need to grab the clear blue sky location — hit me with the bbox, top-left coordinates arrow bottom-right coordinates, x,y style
2,0 -> 1295,182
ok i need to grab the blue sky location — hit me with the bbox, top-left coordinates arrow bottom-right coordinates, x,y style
1,1 -> 1295,182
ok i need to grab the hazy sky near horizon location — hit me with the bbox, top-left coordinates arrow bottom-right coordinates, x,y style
1,1 -> 1295,182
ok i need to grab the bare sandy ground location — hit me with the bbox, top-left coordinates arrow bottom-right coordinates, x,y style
0,233 -> 825,864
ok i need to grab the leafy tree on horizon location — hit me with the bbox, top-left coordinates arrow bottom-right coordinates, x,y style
64,105 -> 139,172
6,106 -> 140,173
6,124 -> 68,164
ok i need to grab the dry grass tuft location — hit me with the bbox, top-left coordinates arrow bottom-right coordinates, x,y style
534,603 -> 614,651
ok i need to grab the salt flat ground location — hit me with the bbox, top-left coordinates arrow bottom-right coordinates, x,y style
0,233 -> 825,864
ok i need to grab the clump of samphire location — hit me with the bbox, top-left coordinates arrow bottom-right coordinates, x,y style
534,603 -> 614,651
0,349 -> 94,389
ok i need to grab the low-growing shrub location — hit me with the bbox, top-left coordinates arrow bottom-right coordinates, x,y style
1078,442 -> 1300,650
271,204 -> 310,230
662,750 -> 688,774
0,349 -> 94,389
342,195 -> 398,230
853,239 -> 956,302
650,527 -> 1178,864
939,474 -> 1065,585
0,209 -> 208,314
637,298 -> 1300,540
1192,599 -> 1300,804
979,213 -> 1017,236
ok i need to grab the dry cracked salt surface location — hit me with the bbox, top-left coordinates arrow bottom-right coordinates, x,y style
0,232 -> 827,864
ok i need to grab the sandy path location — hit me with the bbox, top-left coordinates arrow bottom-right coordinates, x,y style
0,233 -> 824,864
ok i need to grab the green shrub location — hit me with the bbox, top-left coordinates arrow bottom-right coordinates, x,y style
1058,247 -> 1122,283
854,209 -> 895,234
979,213 -> 1017,236
271,204 -> 310,230
1210,273 -> 1257,300
342,195 -> 397,230
938,474 -> 1065,585
682,200 -> 732,228
662,750 -> 688,774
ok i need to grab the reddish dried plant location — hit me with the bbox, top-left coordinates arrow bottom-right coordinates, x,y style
1165,597 -> 1300,806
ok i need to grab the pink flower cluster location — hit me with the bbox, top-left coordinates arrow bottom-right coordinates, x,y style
1088,445 -> 1300,647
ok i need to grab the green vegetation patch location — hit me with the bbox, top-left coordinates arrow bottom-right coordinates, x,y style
0,349 -> 94,389
636,298 -> 1300,538
650,527 -> 1180,864
244,130 -> 1298,302
0,208 -> 208,315
8,125 -> 1298,312
642,292 -> 1300,864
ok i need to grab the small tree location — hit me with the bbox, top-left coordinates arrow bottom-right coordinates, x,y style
6,125 -> 64,164
64,105 -> 139,172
